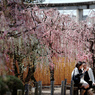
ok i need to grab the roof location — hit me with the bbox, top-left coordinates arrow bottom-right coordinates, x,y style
24,1 -> 95,10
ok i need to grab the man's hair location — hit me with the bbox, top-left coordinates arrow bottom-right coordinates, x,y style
82,61 -> 86,64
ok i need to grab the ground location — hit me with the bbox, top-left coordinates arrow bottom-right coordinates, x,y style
31,87 -> 70,95
30,87 -> 95,95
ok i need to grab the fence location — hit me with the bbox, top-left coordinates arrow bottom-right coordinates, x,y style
6,79 -> 79,95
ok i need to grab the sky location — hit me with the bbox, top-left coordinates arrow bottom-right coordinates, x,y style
43,0 -> 95,15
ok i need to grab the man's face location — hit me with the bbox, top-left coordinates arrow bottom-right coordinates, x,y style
83,64 -> 87,69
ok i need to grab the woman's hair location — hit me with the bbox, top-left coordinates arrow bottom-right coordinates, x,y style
75,61 -> 83,68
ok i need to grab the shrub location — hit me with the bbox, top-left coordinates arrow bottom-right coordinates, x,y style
0,75 -> 24,95
0,80 -> 9,95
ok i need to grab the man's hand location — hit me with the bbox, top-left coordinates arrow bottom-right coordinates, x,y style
92,83 -> 95,86
83,67 -> 89,73
86,67 -> 89,71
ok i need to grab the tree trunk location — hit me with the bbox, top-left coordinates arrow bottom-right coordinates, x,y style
49,66 -> 54,81
3,0 -> 8,8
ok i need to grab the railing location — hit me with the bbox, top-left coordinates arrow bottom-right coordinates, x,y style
6,79 -> 79,95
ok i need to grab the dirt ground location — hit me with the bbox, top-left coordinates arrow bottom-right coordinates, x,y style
30,87 -> 70,95
30,87 -> 95,95
41,88 -> 70,95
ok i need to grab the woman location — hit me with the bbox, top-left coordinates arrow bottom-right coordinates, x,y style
71,61 -> 89,95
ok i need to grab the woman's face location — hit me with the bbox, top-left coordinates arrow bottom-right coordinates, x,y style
79,64 -> 83,70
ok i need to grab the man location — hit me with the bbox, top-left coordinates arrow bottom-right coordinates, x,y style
83,62 -> 95,87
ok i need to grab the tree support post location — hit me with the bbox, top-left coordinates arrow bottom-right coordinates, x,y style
51,81 -> 54,95
76,9 -> 83,22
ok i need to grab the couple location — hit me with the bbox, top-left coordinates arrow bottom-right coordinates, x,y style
71,61 -> 95,95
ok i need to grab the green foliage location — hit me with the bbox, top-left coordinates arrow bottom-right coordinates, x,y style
0,80 -> 9,95
0,75 -> 24,95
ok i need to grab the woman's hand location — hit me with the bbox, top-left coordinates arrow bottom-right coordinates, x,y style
82,69 -> 86,73
84,84 -> 89,89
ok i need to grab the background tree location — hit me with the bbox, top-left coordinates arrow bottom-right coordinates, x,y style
0,1 -> 95,83
0,2 -> 49,84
